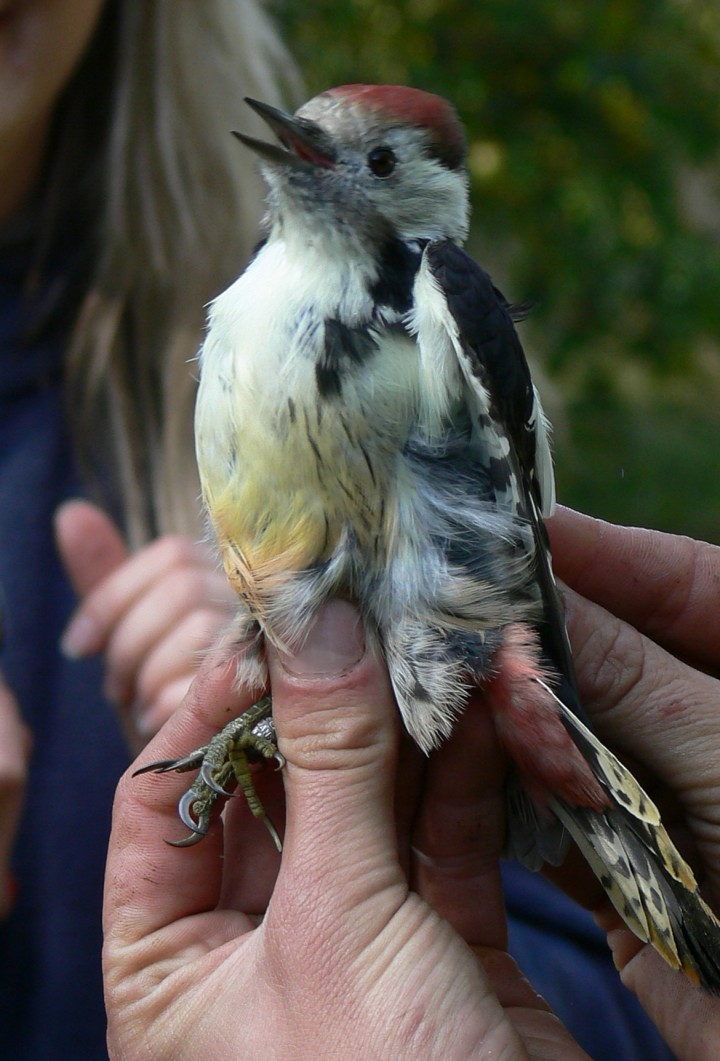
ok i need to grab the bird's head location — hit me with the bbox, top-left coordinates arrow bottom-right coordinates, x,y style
236,85 -> 470,250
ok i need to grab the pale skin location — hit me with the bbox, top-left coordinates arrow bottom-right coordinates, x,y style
0,0 -> 107,224
103,508 -> 720,1061
0,502 -> 234,916
0,674 -> 27,919
56,501 -> 235,753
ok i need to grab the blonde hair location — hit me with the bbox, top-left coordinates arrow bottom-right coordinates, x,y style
55,0 -> 299,545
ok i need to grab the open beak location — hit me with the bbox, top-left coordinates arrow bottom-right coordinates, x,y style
234,98 -> 337,171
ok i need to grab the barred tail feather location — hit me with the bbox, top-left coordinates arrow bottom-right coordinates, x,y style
552,799 -> 720,991
537,678 -> 720,991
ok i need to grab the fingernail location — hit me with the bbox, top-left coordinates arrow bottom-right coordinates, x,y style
60,614 -> 100,658
279,600 -> 365,677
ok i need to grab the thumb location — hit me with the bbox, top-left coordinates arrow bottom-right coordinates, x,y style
55,500 -> 129,598
266,601 -> 403,913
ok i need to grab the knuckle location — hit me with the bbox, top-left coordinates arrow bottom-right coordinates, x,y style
155,534 -> 201,570
168,567 -> 207,600
573,615 -> 648,721
183,607 -> 230,647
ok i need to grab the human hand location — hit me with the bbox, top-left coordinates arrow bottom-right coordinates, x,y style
547,507 -> 720,1060
0,671 -> 29,920
55,501 -> 234,753
104,599 -> 589,1061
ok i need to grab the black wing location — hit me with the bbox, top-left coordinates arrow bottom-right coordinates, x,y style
423,238 -> 578,708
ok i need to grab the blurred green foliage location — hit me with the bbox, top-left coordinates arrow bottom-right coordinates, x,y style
280,0 -> 720,539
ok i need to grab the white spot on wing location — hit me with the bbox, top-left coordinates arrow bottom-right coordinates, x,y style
529,387 -> 555,516
406,257 -> 465,434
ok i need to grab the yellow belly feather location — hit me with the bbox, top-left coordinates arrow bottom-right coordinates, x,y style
199,404 -> 387,619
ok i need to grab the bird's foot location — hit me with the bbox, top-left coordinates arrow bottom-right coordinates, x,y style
134,696 -> 283,848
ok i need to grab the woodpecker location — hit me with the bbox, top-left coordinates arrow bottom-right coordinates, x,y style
140,84 -> 720,990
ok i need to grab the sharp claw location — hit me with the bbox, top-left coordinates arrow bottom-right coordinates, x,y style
177,789 -> 207,833
133,758 -> 177,776
200,758 -> 233,796
133,747 -> 208,777
143,698 -> 281,847
263,813 -> 283,852
165,829 -> 207,848
169,749 -> 209,772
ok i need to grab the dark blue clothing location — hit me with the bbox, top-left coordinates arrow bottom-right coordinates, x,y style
503,862 -> 675,1060
0,216 -> 674,1060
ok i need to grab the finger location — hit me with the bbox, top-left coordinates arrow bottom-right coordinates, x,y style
131,607 -> 233,742
61,533 -> 227,659
412,694 -> 509,949
136,677 -> 198,740
0,675 -> 29,919
597,908 -> 720,1060
471,947 -> 551,1012
134,609 -> 227,710
55,500 -> 129,599
0,675 -> 28,782
105,640 -> 256,945
216,763 -> 285,915
548,507 -> 720,669
265,602 -> 405,930
99,571 -> 229,704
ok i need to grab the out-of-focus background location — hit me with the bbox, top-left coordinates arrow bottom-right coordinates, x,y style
280,0 -> 720,541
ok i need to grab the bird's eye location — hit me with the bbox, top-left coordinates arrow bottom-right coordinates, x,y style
367,146 -> 397,177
